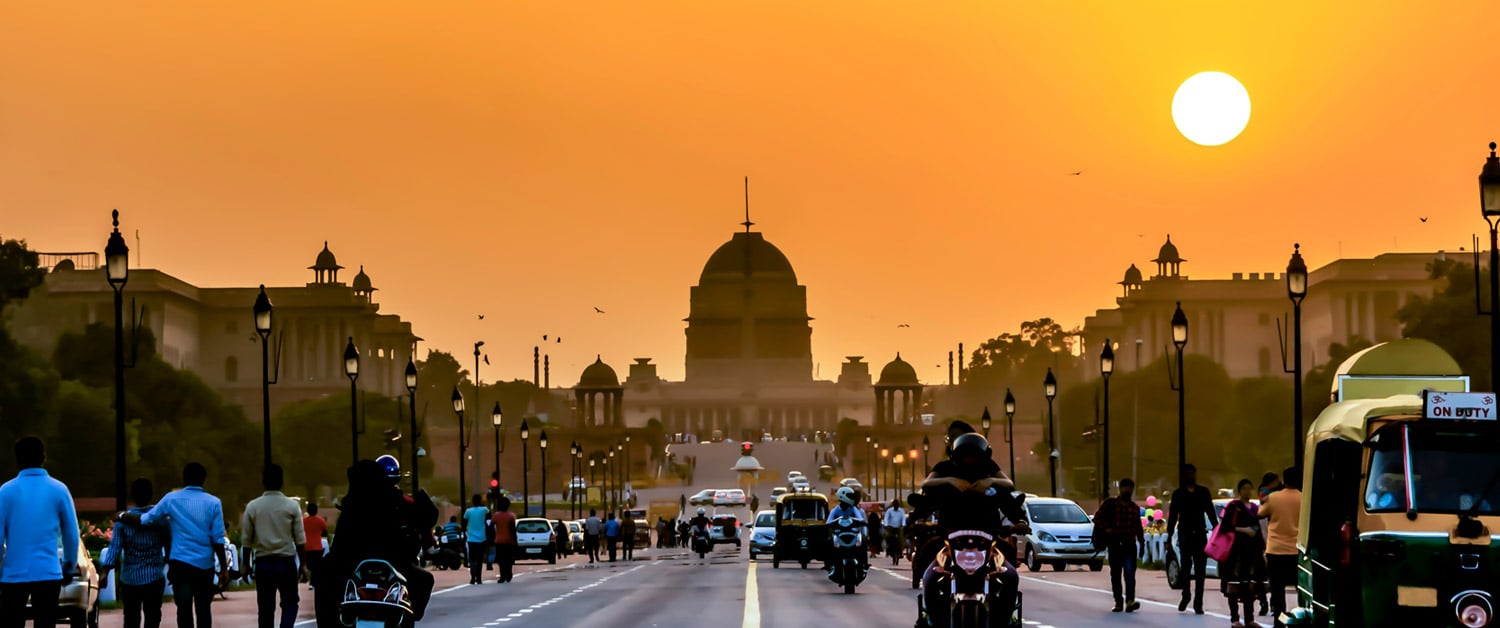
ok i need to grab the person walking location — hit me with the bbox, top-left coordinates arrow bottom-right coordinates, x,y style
1167,464 -> 1218,615
490,496 -> 517,583
241,464 -> 307,628
679,493 -> 687,514
750,494 -> 760,513
1094,478 -> 1144,613
604,512 -> 621,562
101,478 -> 169,628
583,510 -> 602,564
621,515 -> 636,561
0,437 -> 81,628
125,462 -> 227,628
463,495 -> 489,585
1259,466 -> 1302,620
302,503 -> 328,590
1222,479 -> 1268,627
882,499 -> 907,566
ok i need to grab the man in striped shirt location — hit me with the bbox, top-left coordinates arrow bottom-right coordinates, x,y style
101,478 -> 169,628
123,462 -> 227,628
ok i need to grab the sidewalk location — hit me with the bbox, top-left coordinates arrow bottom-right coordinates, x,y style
98,551 -> 595,627
1019,564 -> 1286,622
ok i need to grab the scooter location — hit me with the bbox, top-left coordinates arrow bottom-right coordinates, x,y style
827,516 -> 868,594
920,528 -> 1023,627
339,559 -> 415,628
691,526 -> 711,560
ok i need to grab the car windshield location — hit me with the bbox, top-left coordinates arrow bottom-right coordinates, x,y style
1387,423 -> 1500,515
783,499 -> 828,521
755,513 -> 775,527
1029,503 -> 1090,524
516,521 -> 550,534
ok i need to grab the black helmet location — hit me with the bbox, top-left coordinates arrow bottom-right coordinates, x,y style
951,433 -> 992,460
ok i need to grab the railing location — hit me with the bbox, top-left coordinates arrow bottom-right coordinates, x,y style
37,251 -> 100,272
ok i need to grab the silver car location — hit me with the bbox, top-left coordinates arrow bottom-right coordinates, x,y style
1014,497 -> 1103,572
747,510 -> 776,559
35,540 -> 99,627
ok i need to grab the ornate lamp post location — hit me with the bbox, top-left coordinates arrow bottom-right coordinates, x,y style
253,286 -> 274,468
589,457 -> 597,510
921,436 -> 930,474
404,358 -> 419,494
981,407 -> 992,436
105,210 -> 130,511
520,418 -> 531,515
907,447 -> 918,494
893,454 -> 904,502
1004,389 -> 1017,479
615,440 -> 625,508
1171,302 -> 1189,476
1480,142 -> 1500,393
569,441 -> 580,518
865,434 -> 874,492
343,337 -> 360,465
492,402 -> 504,495
452,386 -> 467,507
1286,245 -> 1309,465
540,430 -> 549,517
1044,368 -> 1058,497
607,449 -> 616,513
1100,339 -> 1115,500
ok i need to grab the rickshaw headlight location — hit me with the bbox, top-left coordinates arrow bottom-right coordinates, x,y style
1454,591 -> 1493,628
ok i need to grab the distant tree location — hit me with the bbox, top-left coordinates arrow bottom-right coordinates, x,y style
0,238 -> 45,313
961,318 -> 1084,426
1397,258 -> 1491,388
273,393 -> 407,500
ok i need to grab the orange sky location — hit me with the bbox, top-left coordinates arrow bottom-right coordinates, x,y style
4,2 -> 1499,384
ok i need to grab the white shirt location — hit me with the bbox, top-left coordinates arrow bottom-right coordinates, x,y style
883,507 -> 907,529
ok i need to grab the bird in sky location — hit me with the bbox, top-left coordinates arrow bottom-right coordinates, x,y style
542,334 -> 548,341
1419,217 -> 1428,223
483,355 -> 490,365
594,307 -> 606,314
1070,171 -> 1083,176
478,314 -> 485,320
897,323 -> 910,328
557,337 -> 563,343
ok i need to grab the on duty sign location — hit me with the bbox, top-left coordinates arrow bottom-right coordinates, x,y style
1422,391 -> 1498,420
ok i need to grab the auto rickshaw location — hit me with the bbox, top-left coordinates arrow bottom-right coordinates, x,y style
1284,340 -> 1496,627
773,492 -> 829,569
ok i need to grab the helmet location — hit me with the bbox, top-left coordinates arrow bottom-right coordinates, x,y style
375,455 -> 401,480
697,508 -> 706,516
951,433 -> 992,460
836,486 -> 858,506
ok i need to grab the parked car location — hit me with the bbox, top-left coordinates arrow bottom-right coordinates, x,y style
747,510 -> 776,560
688,489 -> 718,506
623,508 -> 652,547
790,478 -> 811,493
787,471 -> 805,485
709,514 -> 742,548
36,540 -> 98,627
552,520 -> 573,556
839,478 -> 861,488
566,477 -> 587,500
515,518 -> 557,564
1014,497 -> 1102,572
714,489 -> 747,507
567,521 -> 585,552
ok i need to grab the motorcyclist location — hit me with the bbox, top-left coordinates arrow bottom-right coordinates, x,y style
315,458 -> 438,628
688,507 -> 712,535
916,432 -> 1028,627
827,486 -> 869,574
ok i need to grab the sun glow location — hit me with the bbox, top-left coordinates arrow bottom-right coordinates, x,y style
1172,72 -> 1251,146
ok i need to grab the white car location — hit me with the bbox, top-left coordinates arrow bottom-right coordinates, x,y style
791,478 -> 811,493
688,489 -> 718,506
40,540 -> 98,627
747,510 -> 776,560
714,489 -> 747,507
787,471 -> 805,485
1014,497 -> 1103,572
515,518 -> 557,564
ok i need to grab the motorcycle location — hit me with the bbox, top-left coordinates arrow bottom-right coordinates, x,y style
424,531 -> 464,571
920,528 -> 1022,627
827,516 -> 868,594
691,525 -> 711,560
339,559 -> 415,628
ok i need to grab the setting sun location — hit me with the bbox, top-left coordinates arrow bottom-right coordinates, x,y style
1172,71 -> 1251,146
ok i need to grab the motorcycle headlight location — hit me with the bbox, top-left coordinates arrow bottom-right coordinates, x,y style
954,549 -> 987,575
1038,531 -> 1057,543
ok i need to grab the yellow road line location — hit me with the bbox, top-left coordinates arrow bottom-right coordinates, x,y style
742,561 -> 761,628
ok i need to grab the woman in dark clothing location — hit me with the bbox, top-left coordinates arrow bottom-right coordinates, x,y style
1220,478 -> 1267,627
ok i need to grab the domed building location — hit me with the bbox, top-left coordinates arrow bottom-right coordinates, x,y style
685,230 -> 813,383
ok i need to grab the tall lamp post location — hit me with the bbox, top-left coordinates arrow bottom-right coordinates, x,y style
892,454 -> 904,502
981,408 -> 992,437
105,210 -> 130,512
880,447 -> 890,501
1100,339 -> 1115,500
404,358 -> 420,494
615,441 -> 624,508
491,402 -> 504,496
1480,142 -> 1500,392
520,419 -> 531,515
1171,302 -> 1189,476
1004,389 -> 1017,480
589,458 -> 597,510
865,435 -> 874,492
569,442 -> 580,518
607,449 -> 616,513
907,448 -> 918,494
1044,368 -> 1058,497
540,430 -> 549,516
343,337 -> 360,465
1285,245 -> 1309,465
624,434 -> 632,498
253,286 -> 274,468
452,387 -> 467,507
921,436 -> 930,474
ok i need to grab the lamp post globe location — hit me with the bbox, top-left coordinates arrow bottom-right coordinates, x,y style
1287,244 -> 1309,466
343,337 -> 360,465
105,210 -> 129,288
106,210 -> 130,511
404,359 -> 417,393
1003,387 -> 1017,479
1481,142 -> 1500,396
520,418 -> 531,515
253,286 -> 273,336
492,402 -> 503,428
1482,142 -> 1500,217
981,407 -> 992,434
404,357 -> 419,494
451,386 -> 465,415
452,385 -> 466,509
1004,390 -> 1016,417
252,285 -> 275,470
343,338 -> 360,380
1043,369 -> 1058,401
1044,367 -> 1058,496
1171,302 -> 1189,349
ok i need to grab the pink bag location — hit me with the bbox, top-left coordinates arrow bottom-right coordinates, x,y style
1203,504 -> 1236,562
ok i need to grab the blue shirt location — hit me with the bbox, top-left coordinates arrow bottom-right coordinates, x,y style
0,469 -> 80,583
464,507 -> 490,543
827,504 -> 867,525
141,486 -> 225,570
604,519 -> 620,538
102,506 -> 168,586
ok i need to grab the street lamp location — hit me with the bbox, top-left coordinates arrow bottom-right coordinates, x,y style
615,440 -> 624,509
624,434 -> 632,499
1003,389 -> 1017,480
253,285 -> 274,470
1044,368 -> 1058,497
540,430 -> 549,517
105,210 -> 130,511
907,448 -> 918,494
570,441 -> 580,518
1480,142 -> 1500,394
865,434 -> 873,494
880,447 -> 890,501
1171,301 -> 1189,478
921,435 -> 930,473
491,402 -> 503,502
981,407 -> 992,435
1100,339 -> 1115,500
452,386 -> 466,508
344,337 -> 360,465
893,453 -> 904,502
589,457 -> 597,510
405,358 -> 419,494
607,449 -> 615,513
520,418 -> 531,515
1286,244 -> 1309,466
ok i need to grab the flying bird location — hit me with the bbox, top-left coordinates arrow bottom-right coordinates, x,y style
478,314 -> 485,320
483,355 -> 490,365
542,334 -> 548,341
557,337 -> 562,343
594,307 -> 606,314
897,324 -> 910,328
1419,217 -> 1428,223
1070,171 -> 1083,176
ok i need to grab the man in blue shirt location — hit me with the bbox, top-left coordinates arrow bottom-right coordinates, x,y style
0,437 -> 80,628
101,478 -> 169,628
604,513 -> 621,562
124,462 -> 226,628
463,495 -> 490,585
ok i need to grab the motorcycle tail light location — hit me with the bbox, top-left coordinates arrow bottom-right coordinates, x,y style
343,580 -> 358,602
954,549 -> 986,574
384,582 -> 405,603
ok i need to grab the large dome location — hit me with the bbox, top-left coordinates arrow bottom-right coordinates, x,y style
878,354 -> 919,385
579,356 -> 620,388
699,232 -> 797,283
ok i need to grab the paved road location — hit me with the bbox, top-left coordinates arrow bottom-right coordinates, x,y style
413,544 -> 1235,628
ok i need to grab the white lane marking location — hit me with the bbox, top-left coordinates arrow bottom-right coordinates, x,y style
482,562 -> 650,625
743,562 -> 761,628
1020,575 -> 1232,620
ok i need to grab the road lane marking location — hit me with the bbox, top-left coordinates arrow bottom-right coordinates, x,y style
1020,575 -> 1232,620
742,562 -> 761,628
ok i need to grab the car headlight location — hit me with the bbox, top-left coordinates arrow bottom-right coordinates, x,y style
1038,531 -> 1057,543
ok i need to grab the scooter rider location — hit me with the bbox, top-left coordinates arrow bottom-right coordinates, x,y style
315,458 -> 438,627
827,486 -> 869,573
689,508 -> 712,534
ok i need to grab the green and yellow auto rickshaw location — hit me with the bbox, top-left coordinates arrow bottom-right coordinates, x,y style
1285,340 -> 1498,627
773,492 -> 829,569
